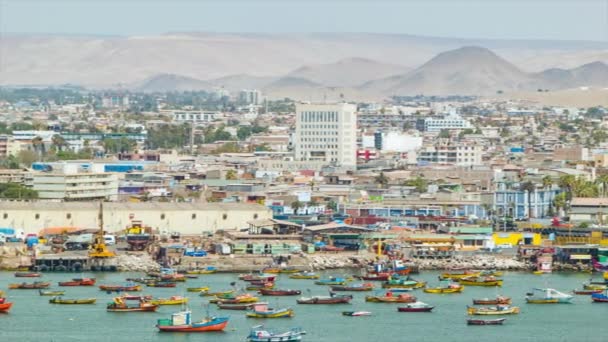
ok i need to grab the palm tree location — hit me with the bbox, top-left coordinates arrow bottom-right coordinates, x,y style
558,175 -> 576,201
374,172 -> 388,189
51,134 -> 66,152
520,181 -> 536,219
291,201 -> 303,215
542,175 -> 553,190
31,136 -> 45,161
225,169 -> 237,180
596,174 -> 608,197
553,192 -> 567,216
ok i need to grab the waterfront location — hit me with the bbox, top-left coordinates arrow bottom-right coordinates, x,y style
1,271 -> 607,342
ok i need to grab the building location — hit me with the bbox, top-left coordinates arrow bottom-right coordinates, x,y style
362,132 -> 422,152
294,103 -> 357,169
418,141 -> 483,166
31,171 -> 119,201
569,198 -> 608,222
0,202 -> 272,235
239,89 -> 263,105
0,135 -> 22,157
423,114 -> 472,132
172,111 -> 218,123
101,94 -> 129,108
493,182 -> 559,219
12,130 -> 57,142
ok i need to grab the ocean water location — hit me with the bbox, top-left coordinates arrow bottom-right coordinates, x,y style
0,270 -> 606,342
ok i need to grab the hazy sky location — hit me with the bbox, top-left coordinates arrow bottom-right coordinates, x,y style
1,0 -> 607,41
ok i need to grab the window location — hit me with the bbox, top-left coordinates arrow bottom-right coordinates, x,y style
66,213 -> 71,219
253,213 -> 258,219
2,213 -> 6,219
35,214 -> 40,220
222,213 -> 228,220
192,213 -> 196,219
161,214 -> 165,220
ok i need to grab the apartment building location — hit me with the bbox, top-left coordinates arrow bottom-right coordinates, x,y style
423,114 -> 473,132
418,141 -> 483,166
30,165 -> 119,201
172,110 -> 218,123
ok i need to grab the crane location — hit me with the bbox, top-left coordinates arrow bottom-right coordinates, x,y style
89,201 -> 116,258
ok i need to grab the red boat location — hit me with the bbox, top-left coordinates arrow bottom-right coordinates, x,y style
119,293 -> 153,301
258,289 -> 301,296
58,278 -> 96,286
99,284 -> 141,292
0,302 -> 13,313
14,272 -> 41,278
240,274 -> 276,282
573,289 -> 602,295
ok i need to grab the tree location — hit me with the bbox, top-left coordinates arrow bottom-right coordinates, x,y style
438,129 -> 450,139
542,175 -> 553,190
17,150 -> 37,167
51,134 -> 67,152
404,176 -> 428,193
553,192 -> 567,215
327,200 -> 338,211
225,169 -> 237,180
520,181 -> 536,219
291,201 -> 303,215
374,172 -> 389,189
558,175 -> 576,201
0,183 -> 38,199
596,174 -> 608,197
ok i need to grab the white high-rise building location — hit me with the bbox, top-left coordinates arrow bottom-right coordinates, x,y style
239,89 -> 263,105
295,103 -> 357,169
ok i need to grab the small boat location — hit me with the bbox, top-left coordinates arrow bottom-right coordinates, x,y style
185,268 -> 217,275
356,274 -> 391,281
0,302 -> 13,313
467,318 -> 506,325
533,270 -> 545,275
215,294 -> 259,304
279,268 -> 299,274
239,274 -> 276,282
330,283 -> 374,292
382,277 -> 426,289
156,310 -> 229,332
573,289 -> 602,295
262,267 -> 298,274
397,301 -> 434,312
424,284 -> 464,294
147,282 -> 177,288
99,284 -> 141,292
297,292 -> 352,304
246,283 -> 274,291
472,296 -> 511,305
149,296 -> 189,305
119,293 -> 153,301
314,277 -> 347,286
14,272 -> 41,278
216,302 -> 261,310
185,275 -> 199,279
39,290 -> 66,296
261,267 -> 281,274
440,271 -> 480,280
126,277 -> 157,284
583,284 -> 607,291
58,278 -> 96,286
106,297 -> 158,312
592,291 -> 608,302
342,311 -> 372,316
9,281 -> 51,289
365,293 -> 416,303
525,288 -> 573,304
246,303 -> 294,318
187,286 -> 211,292
479,270 -> 503,277
457,276 -> 503,287
258,288 -> 301,296
49,297 -> 96,304
246,325 -> 305,342
200,290 -> 234,297
289,272 -> 320,280
467,305 -> 520,315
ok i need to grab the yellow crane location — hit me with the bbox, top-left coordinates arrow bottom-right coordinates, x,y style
89,201 -> 116,258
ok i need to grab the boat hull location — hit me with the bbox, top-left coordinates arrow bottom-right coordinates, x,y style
472,298 -> 511,305
365,296 -> 416,303
467,306 -> 520,315
156,318 -> 229,332
49,298 -> 96,304
424,287 -> 463,294
246,308 -> 294,318
467,318 -> 506,325
397,306 -> 434,312
258,289 -> 301,296
297,296 -> 352,304
0,302 -> 13,312
107,304 -> 158,312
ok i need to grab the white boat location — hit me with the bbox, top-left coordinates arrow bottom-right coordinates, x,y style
342,311 -> 372,316
526,288 -> 573,303
246,325 -> 306,342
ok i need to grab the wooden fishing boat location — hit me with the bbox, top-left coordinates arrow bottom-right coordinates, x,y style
258,288 -> 301,296
330,283 -> 374,292
382,278 -> 426,289
472,296 -> 511,305
246,303 -> 294,318
365,293 -> 416,303
200,290 -> 234,297
239,274 -> 276,282
106,297 -> 158,312
0,302 -> 13,313
279,268 -> 299,274
58,277 -> 96,286
424,285 -> 464,294
147,282 -> 177,288
457,277 -> 503,287
591,292 -> 608,302
126,277 -> 157,284
149,296 -> 189,305
314,277 -> 347,286
156,310 -> 229,332
467,318 -> 506,325
185,275 -> 199,279
185,269 -> 217,275
525,288 -> 573,304
355,273 -> 391,281
573,289 -> 602,295
49,297 -> 96,304
215,294 -> 259,304
479,270 -> 503,277
440,271 -> 480,280
119,293 -> 153,301
99,284 -> 141,292
261,267 -> 281,274
342,311 -> 372,316
9,281 -> 50,289
296,294 -> 353,304
246,325 -> 305,342
289,272 -> 320,280
14,272 -> 41,278
397,302 -> 434,312
467,305 -> 520,315
246,283 -> 274,291
216,302 -> 260,310
187,286 -> 211,292
584,284 -> 607,291
39,290 -> 66,296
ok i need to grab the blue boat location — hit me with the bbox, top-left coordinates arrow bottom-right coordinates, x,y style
314,277 -> 347,286
591,291 -> 608,303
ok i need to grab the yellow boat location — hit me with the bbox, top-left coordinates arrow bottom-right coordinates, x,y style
187,286 -> 210,292
467,305 -> 520,315
525,298 -> 559,304
200,290 -> 235,297
289,273 -> 320,280
533,271 -> 544,275
480,270 -> 503,277
424,286 -> 464,294
262,268 -> 281,274
604,271 -> 608,280
49,297 -> 97,304
149,296 -> 189,305
440,272 -> 480,280
246,303 -> 294,318
458,277 -> 503,287
186,269 -> 217,275
584,284 -> 607,291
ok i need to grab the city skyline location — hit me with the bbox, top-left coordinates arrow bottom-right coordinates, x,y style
1,0 -> 607,41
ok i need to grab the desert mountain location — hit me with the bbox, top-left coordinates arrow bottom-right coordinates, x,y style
208,74 -> 277,91
535,61 -> 608,88
136,74 -> 212,92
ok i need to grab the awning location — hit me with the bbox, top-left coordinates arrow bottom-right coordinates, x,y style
570,254 -> 591,260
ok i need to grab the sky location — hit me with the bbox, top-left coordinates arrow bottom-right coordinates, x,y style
1,0 -> 607,41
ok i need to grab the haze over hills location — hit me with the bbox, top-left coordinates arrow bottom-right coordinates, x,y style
135,74 -> 212,92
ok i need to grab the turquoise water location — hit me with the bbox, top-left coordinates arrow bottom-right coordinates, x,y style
1,271 -> 606,342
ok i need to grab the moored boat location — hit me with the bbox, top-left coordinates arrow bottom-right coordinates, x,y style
59,278 -> 96,286
314,277 -> 347,286
440,271 -> 480,280
185,267 -> 217,275
289,272 -> 320,280
296,293 -> 352,304
147,281 -> 177,288
216,302 -> 260,310
467,318 -> 506,325
119,293 -> 153,301
525,288 -> 573,304
0,302 -> 13,313
382,277 -> 426,289
215,294 -> 259,304
397,301 -> 434,312
106,297 -> 158,312
200,290 -> 234,297
9,281 -> 50,289
365,292 -> 416,303
14,272 -> 41,278
424,284 -> 464,294
330,283 -> 374,292
467,305 -> 520,315
246,303 -> 294,318
591,291 -> 608,302
258,288 -> 301,296
149,296 -> 189,305
246,325 -> 305,342
457,276 -> 503,287
49,297 -> 96,304
239,274 -> 276,282
39,290 -> 66,296
573,289 -> 602,295
156,310 -> 229,332
342,311 -> 372,316
186,286 -> 211,292
246,283 -> 274,291
99,284 -> 141,292
355,273 -> 391,281
472,296 -> 511,305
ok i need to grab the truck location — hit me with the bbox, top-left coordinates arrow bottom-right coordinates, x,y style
0,228 -> 25,241
64,233 -> 94,251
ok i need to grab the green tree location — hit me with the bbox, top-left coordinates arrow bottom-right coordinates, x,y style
438,129 -> 450,139
404,176 -> 428,193
291,201 -> 303,215
520,181 -> 536,218
0,183 -> 38,199
374,172 -> 389,189
542,175 -> 553,190
225,169 -> 237,180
